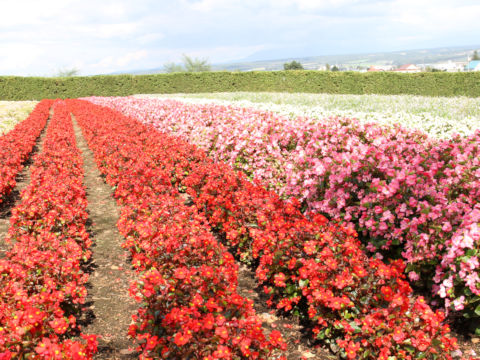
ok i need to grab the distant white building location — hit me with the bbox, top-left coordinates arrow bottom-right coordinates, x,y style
433,61 -> 466,72
368,65 -> 394,72
394,64 -> 421,73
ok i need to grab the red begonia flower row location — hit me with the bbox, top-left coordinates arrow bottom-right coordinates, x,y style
72,100 -> 462,359
0,100 -> 97,359
0,99 -> 51,204
67,99 -> 286,360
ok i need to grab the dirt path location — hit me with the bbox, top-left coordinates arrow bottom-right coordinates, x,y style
0,115 -> 50,256
72,118 -> 138,359
236,264 -> 337,360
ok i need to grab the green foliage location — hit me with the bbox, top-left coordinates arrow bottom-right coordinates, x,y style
473,50 -> 480,61
56,68 -> 79,77
283,61 -> 304,70
1,71 -> 480,100
182,54 -> 211,72
163,55 -> 211,73
163,62 -> 184,73
331,65 -> 339,72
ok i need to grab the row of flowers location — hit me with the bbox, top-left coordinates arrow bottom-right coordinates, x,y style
88,96 -> 480,326
68,99 -> 286,359
0,99 -> 50,205
82,100 -> 463,359
0,100 -> 97,359
0,100 -> 38,135
146,92 -> 480,139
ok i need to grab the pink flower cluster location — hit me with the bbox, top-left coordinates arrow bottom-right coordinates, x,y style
87,96 -> 480,323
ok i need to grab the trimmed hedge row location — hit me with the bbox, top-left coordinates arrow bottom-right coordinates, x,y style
1,71 -> 480,100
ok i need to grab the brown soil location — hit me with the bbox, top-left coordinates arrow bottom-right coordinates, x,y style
452,331 -> 480,358
72,118 -> 138,359
236,264 -> 337,360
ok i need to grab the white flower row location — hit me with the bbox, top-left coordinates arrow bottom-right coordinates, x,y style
136,92 -> 480,139
0,101 -> 38,135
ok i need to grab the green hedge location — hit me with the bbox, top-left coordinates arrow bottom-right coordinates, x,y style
1,71 -> 479,100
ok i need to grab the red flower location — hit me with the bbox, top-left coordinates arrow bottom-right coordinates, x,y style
215,326 -> 229,340
174,331 -> 192,346
345,341 -> 360,359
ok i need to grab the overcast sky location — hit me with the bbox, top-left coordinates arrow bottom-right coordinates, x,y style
1,0 -> 479,76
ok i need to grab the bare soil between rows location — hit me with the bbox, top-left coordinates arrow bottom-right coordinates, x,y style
72,118 -> 139,359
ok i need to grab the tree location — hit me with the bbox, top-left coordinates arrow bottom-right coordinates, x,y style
283,60 -> 304,70
163,55 -> 212,73
331,65 -> 339,72
473,50 -> 480,61
325,63 -> 331,71
163,62 -> 184,73
182,54 -> 211,72
56,67 -> 79,77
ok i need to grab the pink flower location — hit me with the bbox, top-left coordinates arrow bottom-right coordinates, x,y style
442,222 -> 452,232
408,271 -> 420,281
453,296 -> 465,311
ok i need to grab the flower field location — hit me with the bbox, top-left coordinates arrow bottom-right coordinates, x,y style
87,96 -> 480,344
1,95 -> 480,359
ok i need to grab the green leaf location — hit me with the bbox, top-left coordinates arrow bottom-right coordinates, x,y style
474,304 -> 480,316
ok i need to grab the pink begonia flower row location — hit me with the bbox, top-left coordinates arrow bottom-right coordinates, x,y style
86,96 -> 480,320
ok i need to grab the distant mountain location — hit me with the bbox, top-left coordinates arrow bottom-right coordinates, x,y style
113,45 -> 480,74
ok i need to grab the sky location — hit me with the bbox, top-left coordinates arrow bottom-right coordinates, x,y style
1,0 -> 480,76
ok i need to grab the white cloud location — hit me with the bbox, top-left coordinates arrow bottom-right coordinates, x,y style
137,33 -> 165,44
0,43 -> 45,71
0,0 -> 78,27
88,50 -> 149,73
74,22 -> 140,39
386,0 -> 480,38
116,50 -> 149,67
275,0 -> 360,11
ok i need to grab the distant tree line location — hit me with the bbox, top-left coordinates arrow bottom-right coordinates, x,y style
283,61 -> 340,71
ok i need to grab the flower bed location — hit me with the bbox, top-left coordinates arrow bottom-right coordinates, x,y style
88,96 -> 480,327
141,92 -> 480,139
0,99 -> 51,205
0,101 -> 38,135
80,99 -> 462,359
0,100 -> 97,359
68,99 -> 286,359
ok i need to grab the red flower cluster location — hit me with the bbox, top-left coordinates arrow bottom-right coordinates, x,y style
69,100 -> 461,359
180,157 -> 460,360
0,99 -> 51,204
68,100 -> 286,359
0,100 -> 97,359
